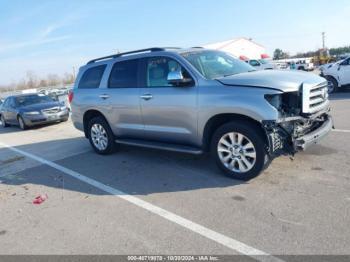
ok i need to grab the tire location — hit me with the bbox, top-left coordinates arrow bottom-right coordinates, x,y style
87,116 -> 116,154
18,116 -> 27,130
211,121 -> 268,180
1,115 -> 9,128
325,76 -> 338,94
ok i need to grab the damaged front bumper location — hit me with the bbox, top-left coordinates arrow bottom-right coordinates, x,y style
263,111 -> 333,156
294,116 -> 333,150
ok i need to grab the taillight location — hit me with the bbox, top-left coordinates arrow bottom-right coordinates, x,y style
68,90 -> 74,103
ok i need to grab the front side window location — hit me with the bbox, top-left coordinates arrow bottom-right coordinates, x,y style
181,50 -> 255,79
2,98 -> 10,108
9,98 -> 17,108
109,59 -> 139,88
249,60 -> 260,66
341,58 -> 350,65
145,57 -> 194,87
78,64 -> 107,89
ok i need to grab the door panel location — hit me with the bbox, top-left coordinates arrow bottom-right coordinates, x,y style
103,88 -> 143,138
139,56 -> 198,145
103,58 -> 144,138
6,98 -> 17,124
339,65 -> 350,85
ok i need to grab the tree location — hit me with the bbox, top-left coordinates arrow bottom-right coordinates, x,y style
47,74 -> 60,86
26,71 -> 38,89
62,72 -> 74,85
329,46 -> 350,56
273,48 -> 289,60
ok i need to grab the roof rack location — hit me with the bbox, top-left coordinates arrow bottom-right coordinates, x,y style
87,47 -> 181,64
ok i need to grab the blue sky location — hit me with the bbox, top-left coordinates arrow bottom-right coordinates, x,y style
0,0 -> 349,85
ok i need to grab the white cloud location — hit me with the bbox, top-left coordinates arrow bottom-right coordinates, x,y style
0,35 -> 72,53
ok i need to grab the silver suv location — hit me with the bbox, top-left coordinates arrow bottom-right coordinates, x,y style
71,47 -> 332,180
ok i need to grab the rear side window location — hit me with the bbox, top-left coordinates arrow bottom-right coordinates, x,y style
78,65 -> 106,89
108,59 -> 139,88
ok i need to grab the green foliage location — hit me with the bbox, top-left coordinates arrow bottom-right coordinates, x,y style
329,46 -> 350,56
273,48 -> 289,60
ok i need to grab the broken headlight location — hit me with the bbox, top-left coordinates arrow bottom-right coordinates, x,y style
265,92 -> 301,115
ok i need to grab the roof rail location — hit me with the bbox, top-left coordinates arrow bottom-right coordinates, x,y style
191,46 -> 203,49
87,47 -> 181,64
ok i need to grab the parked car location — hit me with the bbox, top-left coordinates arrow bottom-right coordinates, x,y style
0,93 -> 69,130
274,62 -> 288,70
71,47 -> 332,180
293,59 -> 314,71
321,56 -> 350,93
319,62 -> 334,74
247,59 -> 275,70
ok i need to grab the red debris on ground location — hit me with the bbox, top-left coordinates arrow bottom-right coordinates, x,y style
32,194 -> 48,205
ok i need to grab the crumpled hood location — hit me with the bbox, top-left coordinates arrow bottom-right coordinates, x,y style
216,70 -> 326,92
20,101 -> 62,112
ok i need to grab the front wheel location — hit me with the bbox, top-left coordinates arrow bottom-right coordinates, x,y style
325,76 -> 338,94
1,115 -> 9,127
211,122 -> 268,180
88,116 -> 116,154
18,116 -> 27,130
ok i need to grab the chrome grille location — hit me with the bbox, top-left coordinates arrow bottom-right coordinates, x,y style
42,107 -> 60,114
302,82 -> 329,114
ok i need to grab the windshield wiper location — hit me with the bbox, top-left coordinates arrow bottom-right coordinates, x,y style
222,73 -> 237,77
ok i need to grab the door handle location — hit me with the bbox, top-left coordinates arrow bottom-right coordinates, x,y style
99,94 -> 110,100
140,94 -> 153,100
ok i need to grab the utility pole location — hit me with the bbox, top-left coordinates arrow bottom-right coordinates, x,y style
322,32 -> 325,50
72,66 -> 76,81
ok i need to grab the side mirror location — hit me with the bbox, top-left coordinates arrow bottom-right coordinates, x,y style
167,70 -> 193,87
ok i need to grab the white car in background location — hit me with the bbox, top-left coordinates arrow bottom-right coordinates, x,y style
247,59 -> 275,70
293,59 -> 314,71
321,56 -> 350,93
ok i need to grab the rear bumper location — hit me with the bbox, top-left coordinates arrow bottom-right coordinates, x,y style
294,116 -> 333,150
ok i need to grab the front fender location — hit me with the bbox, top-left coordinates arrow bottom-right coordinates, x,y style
197,85 -> 281,144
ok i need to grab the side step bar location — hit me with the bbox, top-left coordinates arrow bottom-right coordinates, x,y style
115,138 -> 203,155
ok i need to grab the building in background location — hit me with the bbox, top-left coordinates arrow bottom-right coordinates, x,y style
203,37 -> 269,60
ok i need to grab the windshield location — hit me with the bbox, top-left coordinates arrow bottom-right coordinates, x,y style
181,50 -> 255,79
15,94 -> 53,107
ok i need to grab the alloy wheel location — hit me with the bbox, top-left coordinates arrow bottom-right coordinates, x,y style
327,80 -> 334,94
90,123 -> 108,151
18,117 -> 25,130
217,132 -> 256,173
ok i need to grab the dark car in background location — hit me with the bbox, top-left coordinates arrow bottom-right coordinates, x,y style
0,93 -> 69,130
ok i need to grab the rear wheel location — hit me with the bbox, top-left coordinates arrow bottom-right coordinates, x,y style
325,76 -> 338,94
18,116 -> 27,130
88,116 -> 116,154
211,122 -> 268,180
1,115 -> 9,127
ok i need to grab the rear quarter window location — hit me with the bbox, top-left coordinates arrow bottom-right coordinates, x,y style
78,65 -> 107,89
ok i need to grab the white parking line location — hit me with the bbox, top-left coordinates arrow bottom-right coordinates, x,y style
332,129 -> 350,133
0,141 -> 284,262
